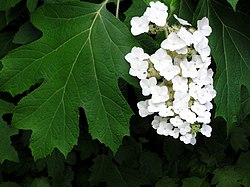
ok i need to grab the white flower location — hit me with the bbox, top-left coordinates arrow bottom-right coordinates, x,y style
189,83 -> 201,100
130,16 -> 150,36
177,27 -> 193,46
172,75 -> 188,92
169,128 -> 180,139
180,133 -> 192,144
191,101 -> 207,116
190,134 -> 197,145
125,47 -> 149,64
170,116 -> 183,127
148,100 -> 165,113
205,101 -> 213,110
174,91 -> 190,102
197,85 -> 216,104
144,1 -> 168,27
192,31 -> 211,60
193,68 -> 213,86
176,47 -> 188,54
173,99 -> 189,114
129,60 -> 148,79
151,115 -> 165,129
157,121 -> 173,136
179,122 -> 191,135
196,111 -> 211,124
160,64 -> 180,81
140,77 -> 157,96
151,85 -> 169,103
180,59 -> 198,78
159,106 -> 174,117
200,124 -> 212,137
137,100 -> 153,117
161,32 -> 187,51
150,48 -> 172,71
174,14 -> 191,26
197,17 -> 212,36
179,109 -> 197,124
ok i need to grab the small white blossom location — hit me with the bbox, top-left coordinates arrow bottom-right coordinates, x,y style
161,64 -> 180,81
197,17 -> 212,37
151,115 -> 165,129
159,106 -> 174,117
179,122 -> 191,135
172,75 -> 188,92
177,27 -> 193,46
144,1 -> 168,27
151,85 -> 169,103
125,47 -> 149,64
150,48 -> 172,71
180,133 -> 192,144
130,16 -> 150,36
193,68 -> 213,86
176,46 -> 188,54
169,128 -> 180,139
157,121 -> 173,136
200,124 -> 212,137
161,32 -> 187,51
196,111 -> 211,124
140,77 -> 157,96
137,100 -> 153,117
170,116 -> 183,127
193,31 -> 211,60
180,59 -> 198,78
174,14 -> 191,26
129,60 -> 148,79
191,101 -> 207,116
179,109 -> 197,124
173,99 -> 189,114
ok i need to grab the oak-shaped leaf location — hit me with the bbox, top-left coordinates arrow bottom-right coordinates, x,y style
0,1 -> 137,159
194,0 -> 250,128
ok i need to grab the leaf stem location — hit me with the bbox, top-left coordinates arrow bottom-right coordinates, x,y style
116,0 -> 120,19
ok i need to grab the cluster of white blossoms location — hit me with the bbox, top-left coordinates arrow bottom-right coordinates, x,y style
125,1 -> 216,145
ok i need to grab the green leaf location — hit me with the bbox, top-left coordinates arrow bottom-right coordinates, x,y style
0,32 -> 19,59
155,176 -> 179,187
27,0 -> 38,12
0,0 -> 21,11
227,0 -> 239,11
124,0 -> 147,26
236,151 -> 250,186
230,126 -> 249,151
194,0 -> 250,127
139,152 -> 162,183
182,177 -> 209,187
0,1 -> 137,159
44,0 -> 79,3
13,21 -> 42,44
46,149 -> 65,187
0,120 -> 19,164
211,166 -> 243,187
240,86 -> 250,120
30,177 -> 51,187
177,0 -> 195,23
165,0 -> 180,17
89,155 -> 148,187
0,182 -> 21,187
0,99 -> 15,115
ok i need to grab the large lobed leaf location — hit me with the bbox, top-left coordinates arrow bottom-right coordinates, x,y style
0,1 -> 137,159
194,0 -> 250,127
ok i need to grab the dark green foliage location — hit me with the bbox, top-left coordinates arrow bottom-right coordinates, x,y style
0,0 -> 249,186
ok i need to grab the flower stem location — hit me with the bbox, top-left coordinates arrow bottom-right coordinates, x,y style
116,0 -> 120,19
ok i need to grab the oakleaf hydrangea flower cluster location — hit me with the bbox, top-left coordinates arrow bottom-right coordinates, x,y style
125,1 -> 216,145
